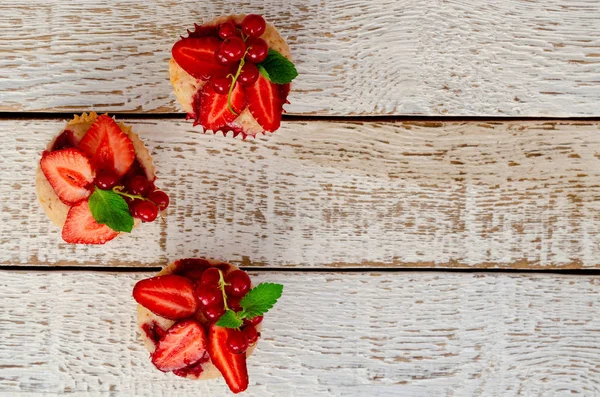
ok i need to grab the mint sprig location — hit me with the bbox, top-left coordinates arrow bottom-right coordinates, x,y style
88,187 -> 134,233
216,282 -> 284,329
240,283 -> 284,318
257,49 -> 298,84
216,309 -> 244,328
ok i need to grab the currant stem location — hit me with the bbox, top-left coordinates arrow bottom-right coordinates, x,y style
226,49 -> 250,116
112,186 -> 147,201
217,269 -> 230,311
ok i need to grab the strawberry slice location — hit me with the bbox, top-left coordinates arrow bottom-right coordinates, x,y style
61,200 -> 119,244
152,320 -> 208,372
78,115 -> 135,177
40,148 -> 95,205
133,275 -> 198,320
172,37 -> 233,80
208,324 -> 249,393
198,82 -> 246,132
244,74 -> 283,132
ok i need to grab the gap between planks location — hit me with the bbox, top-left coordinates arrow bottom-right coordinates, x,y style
3,112 -> 600,123
1,265 -> 600,276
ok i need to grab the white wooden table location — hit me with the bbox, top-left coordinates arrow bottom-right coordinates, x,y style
1,1 -> 600,396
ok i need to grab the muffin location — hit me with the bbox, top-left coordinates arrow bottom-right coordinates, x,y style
133,258 -> 283,393
36,112 -> 170,244
169,14 -> 297,137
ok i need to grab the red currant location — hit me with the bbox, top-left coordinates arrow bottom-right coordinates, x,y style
245,38 -> 268,63
148,190 -> 169,211
210,76 -> 232,95
203,305 -> 225,322
242,325 -> 259,345
225,270 -> 251,298
218,21 -> 237,39
215,48 -> 234,66
227,330 -> 249,354
242,14 -> 266,38
243,315 -> 263,327
227,296 -> 242,312
95,170 -> 119,190
238,63 -> 259,86
126,175 -> 151,197
220,37 -> 245,62
128,198 -> 141,218
200,267 -> 221,286
136,201 -> 158,222
195,285 -> 224,308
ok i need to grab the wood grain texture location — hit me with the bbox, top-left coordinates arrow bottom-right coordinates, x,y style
2,119 -> 600,269
1,0 -> 600,116
0,270 -> 598,396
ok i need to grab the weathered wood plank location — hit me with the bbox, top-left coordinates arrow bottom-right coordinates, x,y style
2,119 -> 600,268
0,270 -> 598,396
1,0 -> 599,116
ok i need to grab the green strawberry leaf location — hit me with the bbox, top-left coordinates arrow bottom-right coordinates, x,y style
257,49 -> 298,84
88,187 -> 134,233
240,283 -> 284,319
216,309 -> 243,329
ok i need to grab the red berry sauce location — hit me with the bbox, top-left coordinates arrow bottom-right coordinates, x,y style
172,352 -> 210,378
174,258 -> 213,275
187,24 -> 218,39
50,130 -> 78,151
125,158 -> 154,186
141,321 -> 167,345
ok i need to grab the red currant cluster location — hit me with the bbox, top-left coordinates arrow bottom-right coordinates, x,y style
95,169 -> 170,223
194,268 -> 261,354
210,15 -> 269,95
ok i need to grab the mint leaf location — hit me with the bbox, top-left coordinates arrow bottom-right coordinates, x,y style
216,309 -> 243,329
88,187 -> 134,233
257,49 -> 298,84
240,283 -> 283,319
257,64 -> 270,81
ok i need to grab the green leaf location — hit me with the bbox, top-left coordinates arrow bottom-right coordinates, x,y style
257,64 -> 270,80
257,49 -> 298,84
215,310 -> 243,329
88,187 -> 134,233
240,283 -> 283,319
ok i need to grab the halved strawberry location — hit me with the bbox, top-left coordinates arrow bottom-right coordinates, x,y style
281,83 -> 291,105
40,148 -> 95,205
78,115 -> 135,177
198,82 -> 246,132
244,74 -> 283,132
208,324 -> 249,394
61,200 -> 119,244
133,275 -> 198,320
172,37 -> 233,80
152,320 -> 208,372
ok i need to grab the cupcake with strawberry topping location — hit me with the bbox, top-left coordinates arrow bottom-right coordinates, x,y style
170,14 -> 298,137
36,112 -> 170,244
134,258 -> 283,393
